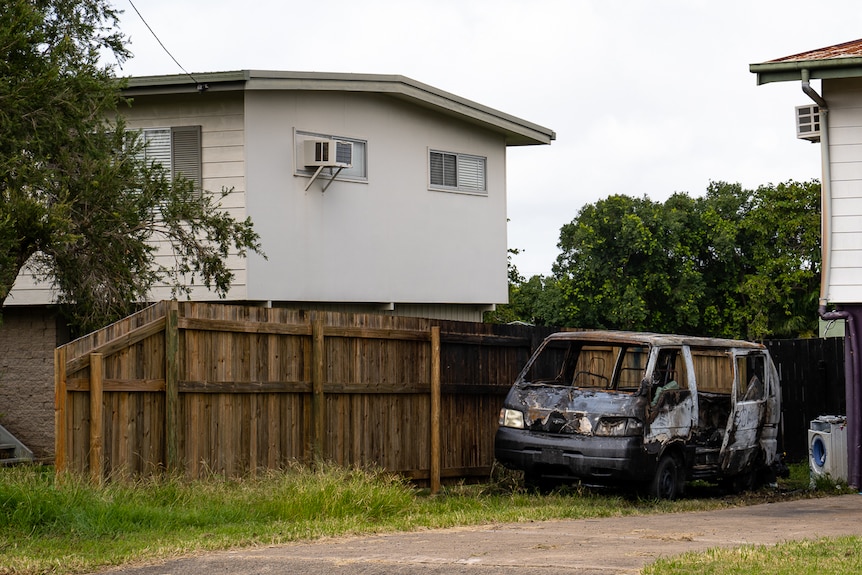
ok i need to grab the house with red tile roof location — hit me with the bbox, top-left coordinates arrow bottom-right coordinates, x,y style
752,39 -> 862,489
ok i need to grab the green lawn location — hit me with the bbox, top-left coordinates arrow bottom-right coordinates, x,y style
644,536 -> 862,575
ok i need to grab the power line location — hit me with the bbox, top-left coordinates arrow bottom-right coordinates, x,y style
126,0 -> 207,91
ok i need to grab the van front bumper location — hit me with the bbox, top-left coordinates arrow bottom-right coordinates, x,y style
494,426 -> 654,482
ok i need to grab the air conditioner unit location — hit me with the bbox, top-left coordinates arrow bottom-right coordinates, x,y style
796,105 -> 821,142
303,139 -> 353,168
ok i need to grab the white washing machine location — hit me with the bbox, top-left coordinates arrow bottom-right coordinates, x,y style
809,415 -> 848,484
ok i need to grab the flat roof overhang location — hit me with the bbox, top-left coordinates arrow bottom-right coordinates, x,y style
121,70 -> 556,146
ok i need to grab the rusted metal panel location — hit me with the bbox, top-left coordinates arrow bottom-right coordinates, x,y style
769,39 -> 862,63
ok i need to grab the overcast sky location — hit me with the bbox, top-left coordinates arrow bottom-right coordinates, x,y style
111,0 -> 861,278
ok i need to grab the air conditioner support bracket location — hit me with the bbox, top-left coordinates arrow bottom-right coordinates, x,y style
304,165 -> 344,193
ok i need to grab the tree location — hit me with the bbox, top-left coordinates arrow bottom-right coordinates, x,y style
739,180 -> 821,338
552,193 -> 708,333
0,0 -> 263,331
509,180 -> 820,340
483,248 -> 526,324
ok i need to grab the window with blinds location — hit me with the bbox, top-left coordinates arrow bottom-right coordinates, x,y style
429,150 -> 486,194
136,126 -> 203,198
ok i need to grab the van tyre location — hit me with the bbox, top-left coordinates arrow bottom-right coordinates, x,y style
650,454 -> 684,500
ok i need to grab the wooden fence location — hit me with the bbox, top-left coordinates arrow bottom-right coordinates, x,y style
55,301 -> 555,487
54,301 -> 848,482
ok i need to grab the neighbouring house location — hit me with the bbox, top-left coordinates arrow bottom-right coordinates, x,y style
751,39 -> 862,488
0,70 -> 555,459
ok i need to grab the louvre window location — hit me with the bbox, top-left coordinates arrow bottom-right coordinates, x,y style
429,150 -> 486,194
136,126 -> 203,197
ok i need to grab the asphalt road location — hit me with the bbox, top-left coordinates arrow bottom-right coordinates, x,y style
94,494 -> 862,575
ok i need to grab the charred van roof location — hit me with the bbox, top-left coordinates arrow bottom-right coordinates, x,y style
544,330 -> 765,350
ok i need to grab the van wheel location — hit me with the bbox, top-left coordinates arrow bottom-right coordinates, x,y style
649,454 -> 683,500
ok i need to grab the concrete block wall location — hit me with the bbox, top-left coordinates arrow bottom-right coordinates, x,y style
0,307 -> 66,460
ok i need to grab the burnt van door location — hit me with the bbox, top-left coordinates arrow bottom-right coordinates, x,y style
645,347 -> 694,446
719,352 -> 768,473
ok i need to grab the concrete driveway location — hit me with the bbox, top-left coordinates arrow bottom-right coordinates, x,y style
95,494 -> 862,575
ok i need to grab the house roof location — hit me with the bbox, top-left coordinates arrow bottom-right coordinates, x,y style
122,70 -> 555,146
750,38 -> 862,85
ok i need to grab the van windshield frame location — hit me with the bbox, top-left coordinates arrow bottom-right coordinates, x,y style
523,340 -> 651,393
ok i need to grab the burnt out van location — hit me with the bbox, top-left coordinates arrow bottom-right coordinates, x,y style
494,331 -> 782,498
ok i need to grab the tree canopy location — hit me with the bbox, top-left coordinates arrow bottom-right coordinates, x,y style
0,0 -> 263,331
495,180 -> 821,340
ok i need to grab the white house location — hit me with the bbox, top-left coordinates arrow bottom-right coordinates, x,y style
6,70 -> 555,321
0,70 -> 554,458
751,39 -> 862,489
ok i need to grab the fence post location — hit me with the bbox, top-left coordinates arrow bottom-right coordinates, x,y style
54,347 -> 67,476
165,300 -> 179,472
312,318 -> 325,462
89,353 -> 104,485
430,326 -> 441,494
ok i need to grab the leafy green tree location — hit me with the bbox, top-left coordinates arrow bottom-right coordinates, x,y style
485,245 -> 569,326
513,180 -> 820,339
484,248 -> 525,324
553,193 -> 708,333
513,274 -> 567,326
740,180 -> 821,338
0,0 -> 263,331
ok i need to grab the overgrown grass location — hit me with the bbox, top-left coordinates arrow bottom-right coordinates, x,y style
0,462 -> 853,575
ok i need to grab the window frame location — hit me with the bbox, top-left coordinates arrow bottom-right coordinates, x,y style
133,125 -> 203,198
428,149 -> 487,195
294,129 -> 368,183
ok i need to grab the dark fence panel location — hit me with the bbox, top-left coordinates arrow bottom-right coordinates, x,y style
766,338 -> 846,462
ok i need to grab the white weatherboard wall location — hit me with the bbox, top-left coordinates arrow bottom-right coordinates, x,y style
3,273 -> 58,306
4,92 -> 250,306
243,89 -> 509,305
825,77 -> 862,304
123,92 -> 250,302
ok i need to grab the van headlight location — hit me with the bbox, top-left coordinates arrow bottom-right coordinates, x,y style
594,417 -> 644,437
499,408 -> 525,429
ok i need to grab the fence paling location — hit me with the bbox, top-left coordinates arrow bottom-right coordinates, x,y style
312,319 -> 325,461
53,347 -> 67,474
165,300 -> 179,471
430,326 -> 441,493
89,353 -> 103,485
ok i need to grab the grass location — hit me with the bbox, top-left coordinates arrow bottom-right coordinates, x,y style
0,462 -> 856,575
644,536 -> 862,575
